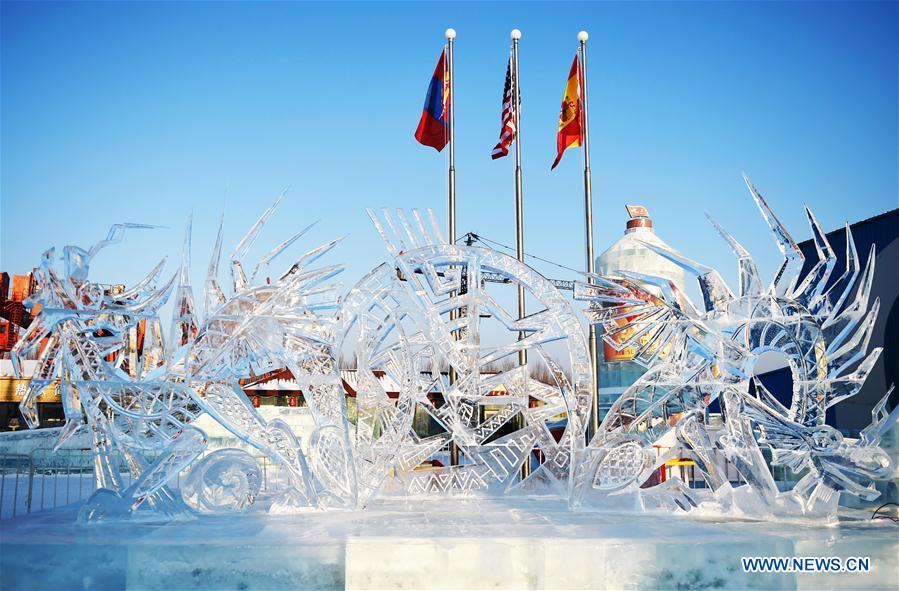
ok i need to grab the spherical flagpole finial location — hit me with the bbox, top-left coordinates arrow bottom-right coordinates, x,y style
578,31 -> 589,42
445,28 -> 456,40
511,29 -> 521,40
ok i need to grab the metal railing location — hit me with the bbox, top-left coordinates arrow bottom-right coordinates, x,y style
27,449 -> 103,516
0,448 -> 109,519
0,453 -> 30,519
0,449 -> 100,519
0,447 -> 289,520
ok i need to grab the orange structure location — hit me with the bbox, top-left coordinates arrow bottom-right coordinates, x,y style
0,272 -> 37,357
9,273 -> 34,302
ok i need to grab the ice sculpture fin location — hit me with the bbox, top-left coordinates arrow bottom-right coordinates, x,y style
636,239 -> 734,312
822,224 -> 860,316
789,206 -> 836,307
63,223 -> 158,286
617,269 -> 701,318
54,413 -> 84,450
231,191 -> 285,292
380,208 -> 411,253
366,208 -> 400,256
277,236 -> 346,282
860,385 -> 897,446
117,257 -> 167,301
826,298 -> 879,377
395,209 -> 422,249
251,220 -> 318,282
824,347 -> 882,409
806,206 -> 834,263
168,219 -> 198,365
180,214 -> 193,286
123,271 -> 178,318
89,223 -> 161,258
410,209 -> 439,247
742,173 -> 804,295
426,208 -> 448,245
205,209 -> 226,315
231,191 -> 285,260
705,213 -> 762,297
822,244 -> 875,332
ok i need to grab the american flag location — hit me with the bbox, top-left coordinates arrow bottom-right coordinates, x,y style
491,55 -> 517,160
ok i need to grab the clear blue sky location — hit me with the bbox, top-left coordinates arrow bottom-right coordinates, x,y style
2,1 -> 897,310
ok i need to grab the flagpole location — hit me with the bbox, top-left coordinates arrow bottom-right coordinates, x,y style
512,29 -> 526,366
445,27 -> 460,467
446,28 -> 456,246
511,28 -> 530,480
578,31 -> 600,440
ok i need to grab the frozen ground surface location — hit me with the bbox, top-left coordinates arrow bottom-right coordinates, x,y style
1,497 -> 897,591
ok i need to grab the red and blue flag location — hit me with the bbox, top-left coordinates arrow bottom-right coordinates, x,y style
414,49 -> 450,151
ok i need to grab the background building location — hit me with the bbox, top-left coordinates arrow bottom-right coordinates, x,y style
593,206 -> 686,420
0,360 -> 63,431
0,271 -> 37,360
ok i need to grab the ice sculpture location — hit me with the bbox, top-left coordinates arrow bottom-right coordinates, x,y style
338,209 -> 592,500
6,176 -> 896,524
573,174 -> 897,521
10,197 -> 356,519
181,449 -> 262,512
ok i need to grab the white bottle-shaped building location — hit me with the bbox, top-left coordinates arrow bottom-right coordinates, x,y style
594,205 -> 686,419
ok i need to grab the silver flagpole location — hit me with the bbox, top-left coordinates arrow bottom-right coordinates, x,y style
579,30 -> 600,439
446,27 -> 460,467
511,28 -> 530,479
446,28 -> 457,246
512,29 -> 526,365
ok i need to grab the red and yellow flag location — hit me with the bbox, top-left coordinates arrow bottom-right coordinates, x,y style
551,54 -> 582,170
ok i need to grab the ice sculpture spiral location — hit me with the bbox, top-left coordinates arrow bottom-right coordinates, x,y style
181,449 -> 262,512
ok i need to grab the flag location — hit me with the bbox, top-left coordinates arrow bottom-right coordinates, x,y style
414,49 -> 451,151
626,205 -> 650,219
551,54 -> 582,170
491,55 -> 517,160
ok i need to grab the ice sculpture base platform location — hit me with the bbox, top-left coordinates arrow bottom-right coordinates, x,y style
2,497 -> 897,591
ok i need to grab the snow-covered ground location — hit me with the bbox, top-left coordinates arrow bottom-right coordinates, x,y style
1,497 -> 897,591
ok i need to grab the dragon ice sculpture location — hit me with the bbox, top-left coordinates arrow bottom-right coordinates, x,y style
10,196 -> 357,520
572,175 -> 897,521
5,176 -> 896,524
